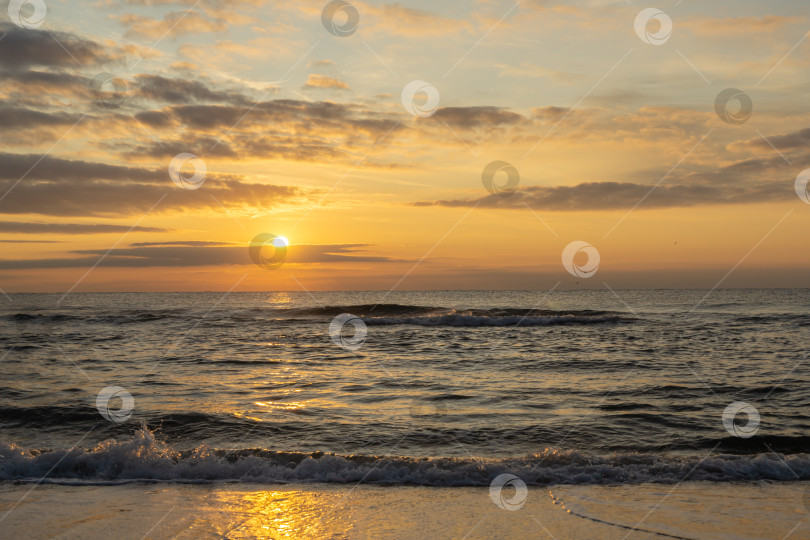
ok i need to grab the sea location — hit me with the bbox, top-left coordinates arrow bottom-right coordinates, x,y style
1,289 -> 809,488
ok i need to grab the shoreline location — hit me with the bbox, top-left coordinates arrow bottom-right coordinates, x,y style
1,480 -> 807,539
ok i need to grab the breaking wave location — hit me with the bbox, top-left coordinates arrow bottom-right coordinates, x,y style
2,426 -> 808,486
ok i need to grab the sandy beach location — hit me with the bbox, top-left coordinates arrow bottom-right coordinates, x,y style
1,481 -> 807,539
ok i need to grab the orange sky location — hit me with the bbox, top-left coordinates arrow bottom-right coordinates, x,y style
1,0 -> 809,292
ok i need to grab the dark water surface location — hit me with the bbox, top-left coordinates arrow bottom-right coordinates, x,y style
1,289 -> 808,485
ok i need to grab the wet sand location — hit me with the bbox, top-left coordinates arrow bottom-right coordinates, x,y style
1,481 -> 808,539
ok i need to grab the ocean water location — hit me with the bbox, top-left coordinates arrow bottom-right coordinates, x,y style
1,289 -> 809,487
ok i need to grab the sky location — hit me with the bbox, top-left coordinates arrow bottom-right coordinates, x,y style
0,0 -> 809,292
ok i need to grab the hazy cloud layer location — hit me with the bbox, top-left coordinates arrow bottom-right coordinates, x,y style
413,182 -> 791,211
730,127 -> 810,152
0,243 -> 406,269
0,153 -> 308,217
134,75 -> 253,105
433,107 -> 524,129
0,221 -> 170,234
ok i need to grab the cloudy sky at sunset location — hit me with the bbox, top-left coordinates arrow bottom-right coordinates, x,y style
1,0 -> 809,292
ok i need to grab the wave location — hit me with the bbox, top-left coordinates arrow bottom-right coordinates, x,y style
1,305 -> 630,328
2,311 -> 183,327
284,304 -> 625,319
284,304 -> 445,317
2,426 -> 809,486
362,314 -> 624,327
734,313 -> 810,325
5,405 -> 810,456
289,304 -> 630,326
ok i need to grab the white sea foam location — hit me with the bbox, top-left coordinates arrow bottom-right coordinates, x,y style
1,427 -> 808,486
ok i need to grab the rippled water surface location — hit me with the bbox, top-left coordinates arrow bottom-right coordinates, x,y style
1,289 -> 808,485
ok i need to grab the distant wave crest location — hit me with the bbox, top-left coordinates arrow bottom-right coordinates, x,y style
2,305 -> 631,327
362,314 -> 624,327
286,304 -> 630,326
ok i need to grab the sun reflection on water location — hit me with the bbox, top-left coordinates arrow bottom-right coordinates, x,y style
265,292 -> 294,306
254,401 -> 306,411
202,489 -> 343,539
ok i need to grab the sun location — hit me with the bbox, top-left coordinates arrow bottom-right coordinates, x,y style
273,236 -> 289,247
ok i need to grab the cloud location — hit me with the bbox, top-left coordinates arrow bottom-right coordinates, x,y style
118,136 -> 240,159
134,75 -> 253,105
119,100 -> 402,162
0,179 -> 305,217
116,10 -> 226,40
168,104 -> 245,129
0,106 -> 86,131
1,70 -> 89,98
729,127 -> 810,152
128,241 -> 234,247
0,221 -> 170,234
0,243 -> 406,269
0,24 -> 120,69
304,74 -> 350,90
411,180 -> 791,211
167,100 -> 396,137
432,106 -> 524,129
0,22 -> 398,165
0,153 -> 161,183
0,239 -> 60,244
530,106 -> 573,121
0,153 -> 309,217
133,110 -> 175,128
